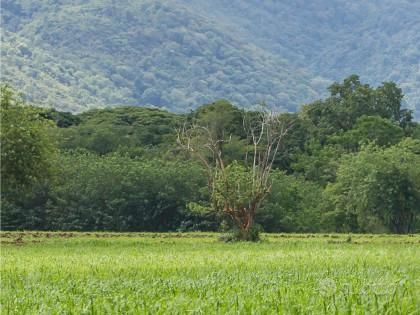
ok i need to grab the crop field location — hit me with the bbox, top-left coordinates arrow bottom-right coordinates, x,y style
1,232 -> 419,314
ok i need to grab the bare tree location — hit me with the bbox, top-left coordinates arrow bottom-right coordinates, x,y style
177,106 -> 292,240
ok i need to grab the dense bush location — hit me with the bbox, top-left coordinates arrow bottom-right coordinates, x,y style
258,172 -> 323,233
1,151 -> 211,231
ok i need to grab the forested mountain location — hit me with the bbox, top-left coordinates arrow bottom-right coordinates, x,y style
1,0 -> 322,112
2,0 -> 419,117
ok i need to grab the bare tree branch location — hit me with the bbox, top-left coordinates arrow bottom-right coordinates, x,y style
177,105 -> 293,239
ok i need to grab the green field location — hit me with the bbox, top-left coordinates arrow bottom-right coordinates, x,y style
1,232 -> 419,314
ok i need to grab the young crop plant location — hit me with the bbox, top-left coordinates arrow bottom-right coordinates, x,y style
177,104 -> 292,241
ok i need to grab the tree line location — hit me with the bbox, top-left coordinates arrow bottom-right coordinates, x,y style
1,75 -> 420,234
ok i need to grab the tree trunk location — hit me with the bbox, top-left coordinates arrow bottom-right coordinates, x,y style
236,209 -> 256,241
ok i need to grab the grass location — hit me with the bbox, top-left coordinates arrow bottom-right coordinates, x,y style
1,232 -> 419,314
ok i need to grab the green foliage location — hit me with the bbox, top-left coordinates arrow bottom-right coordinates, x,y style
301,76 -> 412,142
57,106 -> 180,155
192,100 -> 245,138
323,142 -> 420,233
0,84 -> 57,193
329,115 -> 405,151
1,150 -> 214,232
2,77 -> 419,233
213,162 -> 256,213
188,100 -> 248,163
195,0 -> 420,118
40,109 -> 81,128
219,224 -> 263,242
259,172 -> 323,232
294,76 -> 414,189
46,152 -> 207,231
271,113 -> 310,172
1,0 -> 321,112
292,141 -> 344,186
3,1 -> 419,117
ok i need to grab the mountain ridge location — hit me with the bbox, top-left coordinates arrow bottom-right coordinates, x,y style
1,0 -> 419,117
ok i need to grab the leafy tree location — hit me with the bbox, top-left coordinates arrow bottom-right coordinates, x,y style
405,121 -> 420,140
1,85 -> 57,230
258,171 -> 323,233
292,140 -> 344,186
57,107 -> 180,155
301,75 -> 413,142
0,84 -> 57,193
323,141 -> 420,233
329,115 -> 404,152
192,100 -> 245,138
187,100 -> 248,164
375,82 -> 412,126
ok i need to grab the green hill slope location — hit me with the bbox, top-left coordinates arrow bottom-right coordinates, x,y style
1,0 -> 419,117
1,0 -> 324,112
189,0 -> 419,116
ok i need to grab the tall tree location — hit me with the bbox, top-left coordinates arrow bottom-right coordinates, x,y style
177,104 -> 292,240
1,84 -> 57,195
301,75 -> 413,142
323,140 -> 420,233
1,85 -> 58,230
328,115 -> 404,152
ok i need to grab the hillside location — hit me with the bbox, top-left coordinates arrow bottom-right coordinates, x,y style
191,0 -> 420,115
1,0 -> 419,117
1,0 -> 323,112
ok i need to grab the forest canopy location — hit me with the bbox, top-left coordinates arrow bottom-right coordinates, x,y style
1,76 -> 420,233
